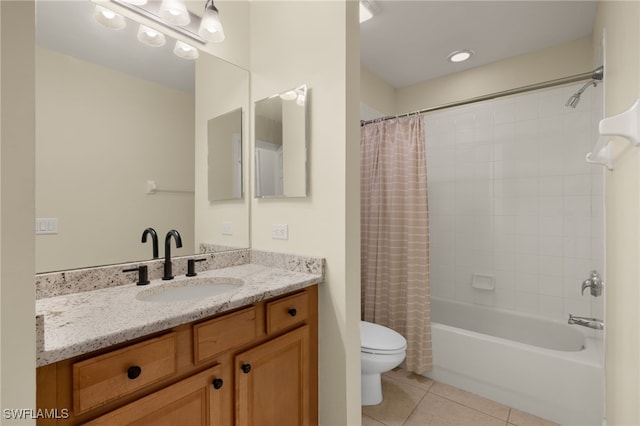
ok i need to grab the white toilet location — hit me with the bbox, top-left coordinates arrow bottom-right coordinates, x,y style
360,320 -> 407,406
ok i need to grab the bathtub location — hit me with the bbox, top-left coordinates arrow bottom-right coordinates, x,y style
424,297 -> 603,426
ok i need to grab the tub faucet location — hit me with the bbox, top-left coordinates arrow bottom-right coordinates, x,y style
568,314 -> 604,330
581,270 -> 603,297
141,228 -> 159,259
163,229 -> 183,280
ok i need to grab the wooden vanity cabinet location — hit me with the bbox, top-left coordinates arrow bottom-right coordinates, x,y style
36,285 -> 318,426
84,364 -> 227,426
236,325 -> 311,426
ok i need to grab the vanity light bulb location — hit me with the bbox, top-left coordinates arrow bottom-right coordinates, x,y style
94,5 -> 126,30
280,91 -> 297,101
173,40 -> 199,60
137,25 -> 166,47
159,0 -> 190,26
198,6 -> 225,42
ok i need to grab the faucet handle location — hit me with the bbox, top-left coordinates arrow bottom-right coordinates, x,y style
581,270 -> 604,297
123,265 -> 150,286
186,258 -> 207,277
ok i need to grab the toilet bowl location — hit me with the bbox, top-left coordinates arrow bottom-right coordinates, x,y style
360,320 -> 407,406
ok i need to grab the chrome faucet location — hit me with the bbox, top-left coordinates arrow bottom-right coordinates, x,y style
581,270 -> 603,297
568,314 -> 604,330
163,229 -> 183,280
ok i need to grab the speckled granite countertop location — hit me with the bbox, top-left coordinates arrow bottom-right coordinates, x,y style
36,263 -> 322,367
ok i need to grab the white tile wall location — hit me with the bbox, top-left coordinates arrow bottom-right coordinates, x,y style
426,82 -> 604,320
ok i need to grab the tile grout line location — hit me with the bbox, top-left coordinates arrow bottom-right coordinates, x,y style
426,386 -> 513,424
400,382 -> 432,426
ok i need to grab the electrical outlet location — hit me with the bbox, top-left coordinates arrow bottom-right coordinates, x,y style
272,224 -> 288,240
221,222 -> 233,236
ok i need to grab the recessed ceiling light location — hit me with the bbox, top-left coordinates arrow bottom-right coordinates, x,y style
360,1 -> 374,24
448,49 -> 474,63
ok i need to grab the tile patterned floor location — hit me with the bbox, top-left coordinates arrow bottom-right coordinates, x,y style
362,369 -> 560,426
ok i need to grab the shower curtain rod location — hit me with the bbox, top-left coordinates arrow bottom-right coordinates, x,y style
360,70 -> 594,126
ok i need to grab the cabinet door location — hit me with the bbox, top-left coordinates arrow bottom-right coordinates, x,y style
85,364 -> 227,426
236,325 -> 310,426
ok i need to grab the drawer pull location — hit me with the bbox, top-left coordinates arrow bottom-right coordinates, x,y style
127,366 -> 142,380
288,308 -> 297,317
212,378 -> 224,390
241,363 -> 252,374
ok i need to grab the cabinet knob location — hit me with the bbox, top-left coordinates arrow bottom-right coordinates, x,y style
241,363 -> 252,374
288,308 -> 297,317
212,378 -> 224,390
127,366 -> 142,380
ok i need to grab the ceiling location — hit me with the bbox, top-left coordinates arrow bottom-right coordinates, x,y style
37,1 -> 598,94
360,1 -> 598,89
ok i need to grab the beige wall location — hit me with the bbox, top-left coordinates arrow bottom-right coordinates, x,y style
195,52 -> 250,251
35,47 -> 195,272
250,1 -> 361,424
396,36 -> 594,114
1,1 -> 36,422
360,65 -> 396,115
594,2 -> 640,424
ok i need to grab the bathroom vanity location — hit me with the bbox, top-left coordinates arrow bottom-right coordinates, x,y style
35,256 -> 322,425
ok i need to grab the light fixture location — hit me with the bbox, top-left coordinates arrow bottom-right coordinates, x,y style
120,0 -> 147,5
96,0 -> 229,60
137,25 -> 166,47
198,0 -> 225,42
296,93 -> 306,106
280,90 -> 297,101
448,49 -> 474,63
360,1 -> 374,24
159,0 -> 190,26
173,40 -> 199,60
94,5 -> 126,30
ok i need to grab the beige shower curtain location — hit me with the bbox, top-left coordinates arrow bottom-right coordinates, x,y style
360,115 -> 432,374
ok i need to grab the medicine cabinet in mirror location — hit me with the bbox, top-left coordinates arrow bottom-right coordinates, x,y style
254,85 -> 308,198
208,108 -> 243,201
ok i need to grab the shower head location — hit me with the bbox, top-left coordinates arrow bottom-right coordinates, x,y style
565,66 -> 604,109
566,92 -> 582,108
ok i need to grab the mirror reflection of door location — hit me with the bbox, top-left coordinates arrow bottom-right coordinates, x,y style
255,141 -> 283,197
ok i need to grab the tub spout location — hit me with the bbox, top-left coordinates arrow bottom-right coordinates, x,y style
568,314 -> 604,330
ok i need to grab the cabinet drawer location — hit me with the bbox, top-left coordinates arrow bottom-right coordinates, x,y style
266,291 -> 309,334
194,306 -> 259,364
84,364 -> 226,426
73,332 -> 177,414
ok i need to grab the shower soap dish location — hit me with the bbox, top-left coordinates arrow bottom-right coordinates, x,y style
588,98 -> 640,170
471,273 -> 494,291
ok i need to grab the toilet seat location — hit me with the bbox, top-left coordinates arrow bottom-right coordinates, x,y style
360,321 -> 407,355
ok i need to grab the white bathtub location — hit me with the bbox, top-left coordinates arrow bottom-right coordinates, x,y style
424,297 -> 604,426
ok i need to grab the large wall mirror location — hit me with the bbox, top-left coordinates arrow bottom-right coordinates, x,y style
35,1 -> 250,273
254,85 -> 308,198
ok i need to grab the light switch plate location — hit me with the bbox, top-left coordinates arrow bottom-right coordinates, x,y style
272,224 -> 288,240
35,218 -> 58,235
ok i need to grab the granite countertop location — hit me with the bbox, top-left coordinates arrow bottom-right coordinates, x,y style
36,263 -> 322,367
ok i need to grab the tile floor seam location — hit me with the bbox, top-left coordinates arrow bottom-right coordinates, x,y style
365,375 -> 429,426
426,388 -> 512,423
400,387 -> 430,426
385,373 -> 434,395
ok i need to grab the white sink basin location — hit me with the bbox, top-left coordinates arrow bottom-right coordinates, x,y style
137,277 -> 244,303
